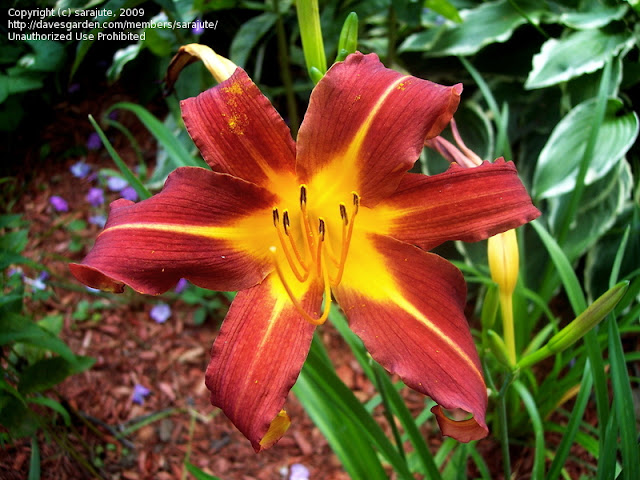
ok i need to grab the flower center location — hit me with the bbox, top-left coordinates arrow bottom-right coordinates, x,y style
269,184 -> 359,325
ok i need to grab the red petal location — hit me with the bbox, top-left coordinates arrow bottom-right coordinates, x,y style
296,52 -> 461,207
382,159 -> 540,250
70,167 -> 277,295
205,273 -> 321,451
333,234 -> 488,441
181,68 -> 297,190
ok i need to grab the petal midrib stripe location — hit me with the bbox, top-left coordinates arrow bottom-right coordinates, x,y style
99,222 -> 238,240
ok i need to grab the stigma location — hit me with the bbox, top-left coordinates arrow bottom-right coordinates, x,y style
270,185 -> 359,325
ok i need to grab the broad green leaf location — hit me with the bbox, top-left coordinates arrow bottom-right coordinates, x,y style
18,356 -> 94,394
558,1 -> 628,29
230,12 -> 278,67
533,98 -> 638,199
20,40 -> 66,73
0,313 -> 76,362
400,0 -> 543,56
107,43 -> 142,83
526,29 -> 634,89
547,160 -> 632,260
0,397 -> 38,438
424,0 -> 461,23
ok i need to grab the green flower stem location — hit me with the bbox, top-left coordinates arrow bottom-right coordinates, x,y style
295,0 -> 326,80
499,290 -> 517,365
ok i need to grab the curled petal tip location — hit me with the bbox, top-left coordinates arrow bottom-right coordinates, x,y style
69,263 -> 125,293
431,405 -> 489,443
453,83 -> 463,96
257,410 -> 291,451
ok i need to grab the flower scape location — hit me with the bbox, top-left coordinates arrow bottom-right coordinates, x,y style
70,52 -> 540,452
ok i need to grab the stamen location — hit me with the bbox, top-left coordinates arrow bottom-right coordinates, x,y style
282,210 -> 309,273
330,193 -> 359,286
299,184 -> 316,264
316,218 -> 325,275
270,247 -> 331,326
273,208 -> 308,282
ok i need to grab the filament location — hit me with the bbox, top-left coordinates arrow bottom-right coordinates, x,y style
270,246 -> 331,326
273,208 -> 308,282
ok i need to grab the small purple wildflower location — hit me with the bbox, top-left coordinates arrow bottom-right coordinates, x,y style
174,278 -> 189,294
8,267 -> 23,277
86,132 -> 102,151
120,186 -> 138,202
89,214 -> 107,228
86,188 -> 105,207
50,196 -> 69,212
68,83 -> 81,94
132,384 -> 151,405
24,272 -> 47,291
108,110 -> 118,120
150,303 -> 171,324
192,20 -> 205,35
289,464 -> 310,480
70,160 -> 91,178
107,176 -> 128,192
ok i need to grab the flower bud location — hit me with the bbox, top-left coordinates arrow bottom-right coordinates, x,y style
336,12 -> 358,62
488,229 -> 519,296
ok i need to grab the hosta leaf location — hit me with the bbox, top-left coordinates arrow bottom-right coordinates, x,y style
525,29 -> 634,89
400,0 -> 543,56
558,1 -> 627,29
533,98 -> 638,199
547,160 -> 632,260
230,12 -> 278,68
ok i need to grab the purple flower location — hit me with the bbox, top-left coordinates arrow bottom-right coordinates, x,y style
68,83 -> 81,94
108,110 -> 118,120
120,186 -> 138,202
289,464 -> 310,480
150,303 -> 171,324
86,188 -> 105,207
86,132 -> 102,151
7,267 -> 23,278
192,20 -> 205,35
132,384 -> 151,405
107,176 -> 128,192
70,160 -> 91,178
89,214 -> 107,228
50,196 -> 69,212
24,272 -> 47,291
174,278 -> 189,294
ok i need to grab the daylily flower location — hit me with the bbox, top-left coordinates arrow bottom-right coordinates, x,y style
70,52 -> 539,451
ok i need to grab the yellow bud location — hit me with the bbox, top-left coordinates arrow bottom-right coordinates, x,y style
488,229 -> 519,296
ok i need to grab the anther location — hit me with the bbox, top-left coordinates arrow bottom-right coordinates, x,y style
339,203 -> 348,225
272,208 -> 279,226
300,184 -> 307,207
352,192 -> 360,213
283,210 -> 291,235
318,218 -> 325,240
